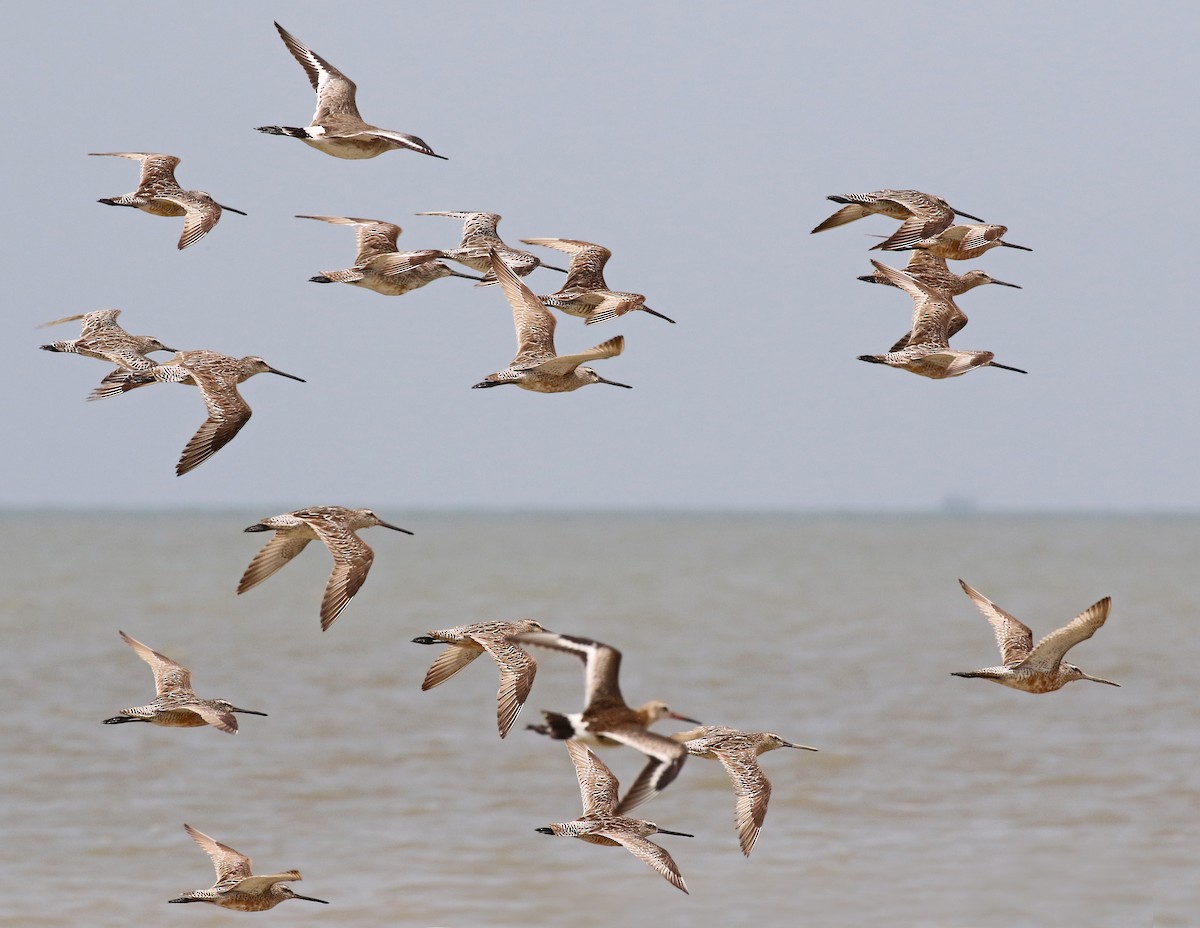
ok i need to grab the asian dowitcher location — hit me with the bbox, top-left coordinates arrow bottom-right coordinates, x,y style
857,260 -> 1027,379
671,725 -> 816,856
515,630 -> 698,814
952,579 -> 1118,693
238,506 -> 412,631
810,189 -> 985,251
416,212 -> 566,286
169,824 -> 328,910
521,238 -> 675,325
473,252 -> 631,392
257,22 -> 446,160
905,223 -> 1032,260
88,350 -> 305,476
90,152 -> 246,250
857,249 -> 1021,296
104,631 -> 267,734
296,214 -> 483,295
412,620 -> 546,737
39,309 -> 176,373
537,740 -> 693,893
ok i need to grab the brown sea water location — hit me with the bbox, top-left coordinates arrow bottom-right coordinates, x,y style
1,512 -> 1195,927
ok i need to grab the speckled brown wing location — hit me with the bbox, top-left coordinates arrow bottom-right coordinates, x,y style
478,635 -> 537,738
491,252 -> 558,367
119,630 -> 192,696
603,832 -> 688,893
238,531 -> 315,594
958,579 -> 1034,665
566,740 -> 619,816
1024,597 -> 1112,671
184,825 -> 253,883
298,513 -> 376,631
175,367 -> 253,476
711,744 -> 773,856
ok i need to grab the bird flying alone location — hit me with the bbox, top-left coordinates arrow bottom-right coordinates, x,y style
104,631 -> 267,734
257,22 -> 446,160
90,152 -> 245,250
169,825 -> 328,910
238,506 -> 412,631
952,579 -> 1118,693
536,741 -> 694,893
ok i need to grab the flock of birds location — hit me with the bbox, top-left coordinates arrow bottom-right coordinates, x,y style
811,188 -> 1033,378
37,19 -> 1122,911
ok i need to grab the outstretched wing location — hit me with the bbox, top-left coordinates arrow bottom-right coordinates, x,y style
119,630 -> 192,695
958,579 -> 1034,665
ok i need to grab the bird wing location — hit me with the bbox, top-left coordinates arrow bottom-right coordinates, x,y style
119,630 -> 192,695
868,260 -> 956,347
566,740 -> 619,816
229,871 -> 302,894
184,825 -> 252,883
190,703 -> 239,734
514,631 -> 625,711
533,336 -> 624,376
490,251 -> 558,367
603,832 -> 688,894
237,530 -> 314,594
300,514 -> 375,631
175,368 -> 252,476
90,152 -> 181,190
273,21 -> 360,121
521,238 -> 610,290
608,727 -> 688,815
419,642 -> 483,690
478,635 -> 537,738
810,202 -> 871,234
712,746 -> 772,856
1023,597 -> 1112,671
958,579 -> 1034,665
341,127 -> 442,158
154,193 -> 220,250
296,215 -> 401,261
872,198 -> 953,251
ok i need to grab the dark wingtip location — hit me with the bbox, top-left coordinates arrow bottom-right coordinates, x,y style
857,355 -> 885,364
309,275 -> 333,283
243,523 -> 271,533
412,636 -> 436,644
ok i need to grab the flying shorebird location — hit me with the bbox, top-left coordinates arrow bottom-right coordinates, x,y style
860,256 -> 1016,352
952,579 -> 1119,693
521,238 -> 675,325
536,740 -> 693,893
903,223 -> 1032,261
857,249 -> 1021,296
414,212 -> 567,285
90,152 -> 246,250
412,620 -> 546,738
296,214 -> 483,295
810,189 -> 985,251
88,350 -> 305,476
671,725 -> 816,856
473,251 -> 631,392
39,309 -> 176,373
856,259 -> 1027,378
256,22 -> 446,160
104,631 -> 267,734
238,506 -> 413,631
168,825 -> 328,910
515,629 -> 698,814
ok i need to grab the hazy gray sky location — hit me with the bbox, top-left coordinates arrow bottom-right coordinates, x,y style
5,3 -> 1195,511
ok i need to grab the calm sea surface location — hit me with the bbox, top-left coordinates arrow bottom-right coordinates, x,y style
1,512 -> 1195,927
